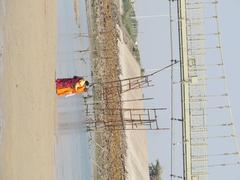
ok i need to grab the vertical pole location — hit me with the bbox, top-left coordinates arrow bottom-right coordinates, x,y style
177,0 -> 192,180
169,0 -> 174,178
154,110 -> 159,129
130,109 -> 133,129
120,108 -> 125,130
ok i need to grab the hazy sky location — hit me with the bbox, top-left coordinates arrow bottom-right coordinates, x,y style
135,0 -> 240,179
1,0 -> 240,179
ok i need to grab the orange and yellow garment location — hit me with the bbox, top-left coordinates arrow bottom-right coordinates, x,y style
56,76 -> 87,96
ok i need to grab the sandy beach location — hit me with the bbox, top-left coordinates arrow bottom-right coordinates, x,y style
0,0 -> 57,180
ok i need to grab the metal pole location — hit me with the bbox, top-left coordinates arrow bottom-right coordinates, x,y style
177,0 -> 192,179
169,0 -> 174,179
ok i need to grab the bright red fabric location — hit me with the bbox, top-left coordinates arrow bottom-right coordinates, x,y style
56,76 -> 83,88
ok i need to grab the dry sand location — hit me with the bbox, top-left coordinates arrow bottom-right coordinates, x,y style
118,33 -> 150,180
0,1 -> 57,180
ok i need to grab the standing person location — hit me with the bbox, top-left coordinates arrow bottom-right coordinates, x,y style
56,76 -> 89,96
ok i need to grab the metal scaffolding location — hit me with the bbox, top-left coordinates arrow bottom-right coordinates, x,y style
176,0 -> 240,180
85,107 -> 165,131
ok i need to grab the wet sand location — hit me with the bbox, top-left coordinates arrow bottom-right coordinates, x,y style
0,0 -> 57,180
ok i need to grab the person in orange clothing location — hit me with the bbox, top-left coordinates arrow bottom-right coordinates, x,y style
56,76 -> 89,96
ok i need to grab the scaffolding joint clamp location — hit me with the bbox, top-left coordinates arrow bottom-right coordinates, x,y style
171,118 -> 183,122
171,59 -> 179,63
